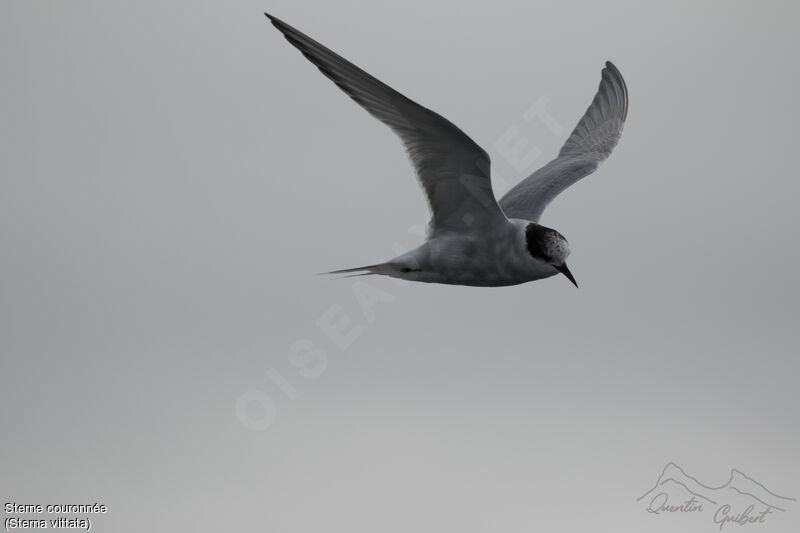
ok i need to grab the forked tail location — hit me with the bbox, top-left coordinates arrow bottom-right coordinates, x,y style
319,262 -> 396,279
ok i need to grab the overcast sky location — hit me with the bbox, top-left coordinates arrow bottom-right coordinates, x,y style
2,1 -> 799,532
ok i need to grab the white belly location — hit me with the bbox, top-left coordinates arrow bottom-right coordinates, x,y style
393,223 -> 558,287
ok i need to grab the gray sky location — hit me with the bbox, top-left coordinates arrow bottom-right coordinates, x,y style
2,1 -> 799,532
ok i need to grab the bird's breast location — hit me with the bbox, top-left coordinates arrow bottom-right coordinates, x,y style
419,226 -> 555,286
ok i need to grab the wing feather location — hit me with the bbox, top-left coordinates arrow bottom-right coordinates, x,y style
499,62 -> 628,222
266,13 -> 507,235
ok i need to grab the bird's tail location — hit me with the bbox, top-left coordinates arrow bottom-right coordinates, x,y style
319,262 -> 396,279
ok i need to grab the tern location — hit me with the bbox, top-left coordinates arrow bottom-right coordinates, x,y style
265,13 -> 628,287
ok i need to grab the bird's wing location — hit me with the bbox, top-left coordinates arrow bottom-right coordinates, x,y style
499,62 -> 628,222
265,13 -> 508,236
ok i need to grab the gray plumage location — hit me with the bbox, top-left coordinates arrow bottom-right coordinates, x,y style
265,13 -> 628,287
499,62 -> 628,222
265,14 -> 505,237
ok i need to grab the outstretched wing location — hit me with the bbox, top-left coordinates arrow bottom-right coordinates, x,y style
266,13 -> 507,236
499,62 -> 628,222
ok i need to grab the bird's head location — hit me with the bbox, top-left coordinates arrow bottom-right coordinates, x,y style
525,223 -> 577,287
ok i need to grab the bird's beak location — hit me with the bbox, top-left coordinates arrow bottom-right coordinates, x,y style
556,264 -> 578,288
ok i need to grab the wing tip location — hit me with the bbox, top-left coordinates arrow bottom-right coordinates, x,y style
264,12 -> 289,32
602,61 -> 624,86
602,60 -> 628,121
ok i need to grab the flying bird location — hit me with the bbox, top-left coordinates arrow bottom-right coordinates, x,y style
265,13 -> 628,287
